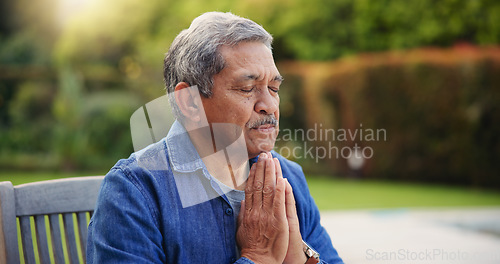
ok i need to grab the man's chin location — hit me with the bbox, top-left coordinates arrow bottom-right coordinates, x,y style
247,141 -> 276,158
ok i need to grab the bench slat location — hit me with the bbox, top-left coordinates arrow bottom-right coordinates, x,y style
34,215 -> 51,263
19,216 -> 36,264
63,213 -> 79,263
49,214 -> 65,263
77,212 -> 88,262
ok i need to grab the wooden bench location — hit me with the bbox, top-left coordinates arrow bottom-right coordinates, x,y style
0,176 -> 104,263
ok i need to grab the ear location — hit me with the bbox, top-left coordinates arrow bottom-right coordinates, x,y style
174,82 -> 203,123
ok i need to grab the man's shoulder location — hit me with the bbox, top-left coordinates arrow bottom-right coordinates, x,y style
104,139 -> 172,189
114,139 -> 169,170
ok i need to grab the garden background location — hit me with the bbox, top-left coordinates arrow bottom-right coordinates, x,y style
1,0 -> 499,195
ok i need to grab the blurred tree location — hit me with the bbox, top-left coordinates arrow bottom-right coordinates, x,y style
0,1 -> 13,36
51,0 -> 500,62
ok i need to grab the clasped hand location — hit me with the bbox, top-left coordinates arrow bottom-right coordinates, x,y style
236,153 -> 307,264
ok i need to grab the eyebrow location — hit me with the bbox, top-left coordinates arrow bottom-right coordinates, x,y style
240,74 -> 284,82
273,75 -> 284,82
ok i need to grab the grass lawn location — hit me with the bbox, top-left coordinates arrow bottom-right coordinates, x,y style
1,171 -> 499,210
306,176 -> 500,210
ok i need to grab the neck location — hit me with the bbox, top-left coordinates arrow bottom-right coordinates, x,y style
185,122 -> 249,191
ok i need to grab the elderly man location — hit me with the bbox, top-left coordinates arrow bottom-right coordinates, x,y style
87,12 -> 343,264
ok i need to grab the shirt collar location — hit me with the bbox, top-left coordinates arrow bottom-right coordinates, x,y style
166,120 -> 206,173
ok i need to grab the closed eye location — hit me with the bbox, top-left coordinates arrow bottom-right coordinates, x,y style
241,87 -> 255,93
268,86 -> 279,93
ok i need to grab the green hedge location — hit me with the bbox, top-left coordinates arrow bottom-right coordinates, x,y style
278,45 -> 500,188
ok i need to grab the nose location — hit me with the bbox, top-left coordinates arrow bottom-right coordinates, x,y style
254,87 -> 279,115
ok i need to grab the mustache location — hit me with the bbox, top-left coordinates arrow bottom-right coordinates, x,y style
247,115 -> 278,129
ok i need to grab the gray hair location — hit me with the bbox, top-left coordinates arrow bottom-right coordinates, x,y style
163,12 -> 273,118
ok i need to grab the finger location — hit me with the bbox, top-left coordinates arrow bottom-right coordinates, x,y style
284,178 -> 300,228
238,200 -> 245,226
273,177 -> 287,221
252,154 -> 266,209
273,158 -> 283,181
262,156 -> 276,210
244,163 -> 257,211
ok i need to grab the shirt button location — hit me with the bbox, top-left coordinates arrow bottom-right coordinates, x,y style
225,208 -> 233,216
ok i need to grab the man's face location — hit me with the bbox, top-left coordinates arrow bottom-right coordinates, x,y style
201,41 -> 282,159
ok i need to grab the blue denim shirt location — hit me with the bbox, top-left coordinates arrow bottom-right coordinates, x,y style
87,121 -> 343,263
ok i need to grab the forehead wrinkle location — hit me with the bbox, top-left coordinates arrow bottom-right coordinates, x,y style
220,43 -> 280,84
237,72 -> 282,83
243,74 -> 259,81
